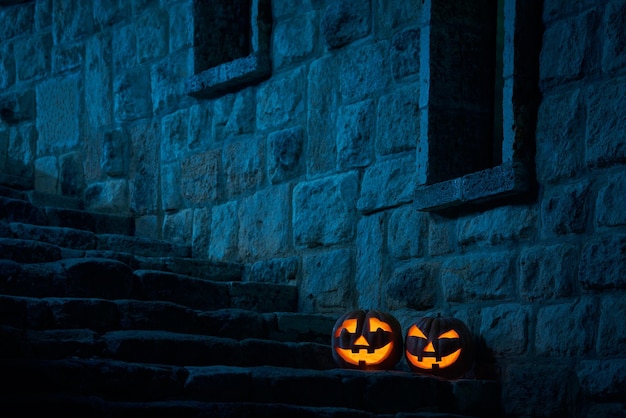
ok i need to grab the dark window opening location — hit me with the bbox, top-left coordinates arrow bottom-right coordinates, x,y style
186,0 -> 272,99
415,0 -> 541,212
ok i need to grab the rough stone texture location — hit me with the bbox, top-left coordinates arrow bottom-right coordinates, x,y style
320,0 -> 370,50
238,184 -> 291,260
357,154 -> 415,213
293,172 -> 358,248
1,0 -> 625,416
300,248 -> 353,313
441,252 -> 517,303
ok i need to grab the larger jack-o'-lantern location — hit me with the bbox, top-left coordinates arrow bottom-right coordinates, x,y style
404,314 -> 475,379
331,309 -> 403,370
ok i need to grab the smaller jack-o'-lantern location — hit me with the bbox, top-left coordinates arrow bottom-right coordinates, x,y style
332,309 -> 403,370
404,314 -> 475,379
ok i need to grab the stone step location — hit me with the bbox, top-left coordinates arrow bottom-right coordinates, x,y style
0,358 -> 500,417
132,269 -> 296,312
0,258 -> 292,312
0,295 -> 336,343
0,326 -> 334,370
0,194 -> 134,235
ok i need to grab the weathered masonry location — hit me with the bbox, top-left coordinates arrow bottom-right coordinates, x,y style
0,0 -> 625,416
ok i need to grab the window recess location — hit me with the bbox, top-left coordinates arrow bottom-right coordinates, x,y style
414,0 -> 541,212
185,0 -> 272,99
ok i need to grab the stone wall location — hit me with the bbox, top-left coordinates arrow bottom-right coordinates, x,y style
1,0 -> 625,416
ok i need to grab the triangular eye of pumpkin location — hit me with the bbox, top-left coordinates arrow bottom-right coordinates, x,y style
407,325 -> 428,339
369,317 -> 392,332
334,318 -> 358,337
438,329 -> 459,339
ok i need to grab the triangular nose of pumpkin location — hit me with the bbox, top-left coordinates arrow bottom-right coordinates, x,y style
424,341 -> 435,352
354,335 -> 369,346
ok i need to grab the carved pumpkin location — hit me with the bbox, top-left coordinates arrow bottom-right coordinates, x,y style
404,314 -> 475,379
331,309 -> 403,370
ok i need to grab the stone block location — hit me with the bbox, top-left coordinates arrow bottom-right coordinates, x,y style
53,42 -> 84,74
34,155 -> 57,194
135,8 -> 168,63
191,207 -> 210,259
0,2 -> 35,41
93,0 -> 128,27
209,201 -> 239,261
376,0 -> 425,33
60,152 -> 84,197
221,89 -> 256,137
385,260 -> 438,310
336,99 -> 374,169
112,23 -> 136,70
293,172 -> 358,248
114,68 -> 152,122
300,248 -> 353,313
307,56 -> 339,176
238,184 -> 291,260
223,137 -> 264,198
597,293 -> 626,357
257,66 -> 306,130
596,173 -> 626,227
391,28 -> 420,80
268,126 -> 304,184
535,88 -> 584,183
160,163 -> 182,212
102,128 -> 128,178
602,1 -> 626,73
320,0 -> 370,49
458,204 -> 537,246
129,120 -> 159,215
0,43 -> 15,88
376,84 -> 420,156
387,204 -> 427,260
586,76 -> 626,168
244,256 -> 299,285
441,252 -> 516,302
84,179 -> 129,214
357,154 -> 415,213
479,303 -> 529,356
168,1 -> 193,52
273,12 -> 316,69
181,149 -> 221,206
0,89 -> 36,124
579,234 -> 626,290
187,102 -> 213,150
500,363 -> 576,417
539,11 -> 599,88
535,298 -> 598,357
519,244 -> 578,301
85,34 -> 113,128
7,123 -> 36,179
340,41 -> 389,103
52,0 -> 93,42
151,50 -> 194,115
577,359 -> 626,400
36,75 -> 80,154
162,209 -> 193,246
161,109 -> 189,163
355,212 -> 385,309
541,182 -> 591,236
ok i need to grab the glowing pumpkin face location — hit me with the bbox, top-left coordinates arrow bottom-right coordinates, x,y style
331,309 -> 403,370
404,315 -> 475,379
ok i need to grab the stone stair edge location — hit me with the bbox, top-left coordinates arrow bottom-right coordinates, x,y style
0,357 -> 499,417
0,294 -> 336,343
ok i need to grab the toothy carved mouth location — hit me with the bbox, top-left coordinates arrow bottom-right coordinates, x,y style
406,348 -> 462,370
335,341 -> 393,366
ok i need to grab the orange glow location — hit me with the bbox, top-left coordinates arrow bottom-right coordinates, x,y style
335,341 -> 395,366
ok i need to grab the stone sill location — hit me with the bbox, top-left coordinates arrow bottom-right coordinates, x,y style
185,54 -> 271,100
414,162 -> 531,212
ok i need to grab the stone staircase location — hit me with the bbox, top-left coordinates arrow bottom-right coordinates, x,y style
0,182 -> 502,417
